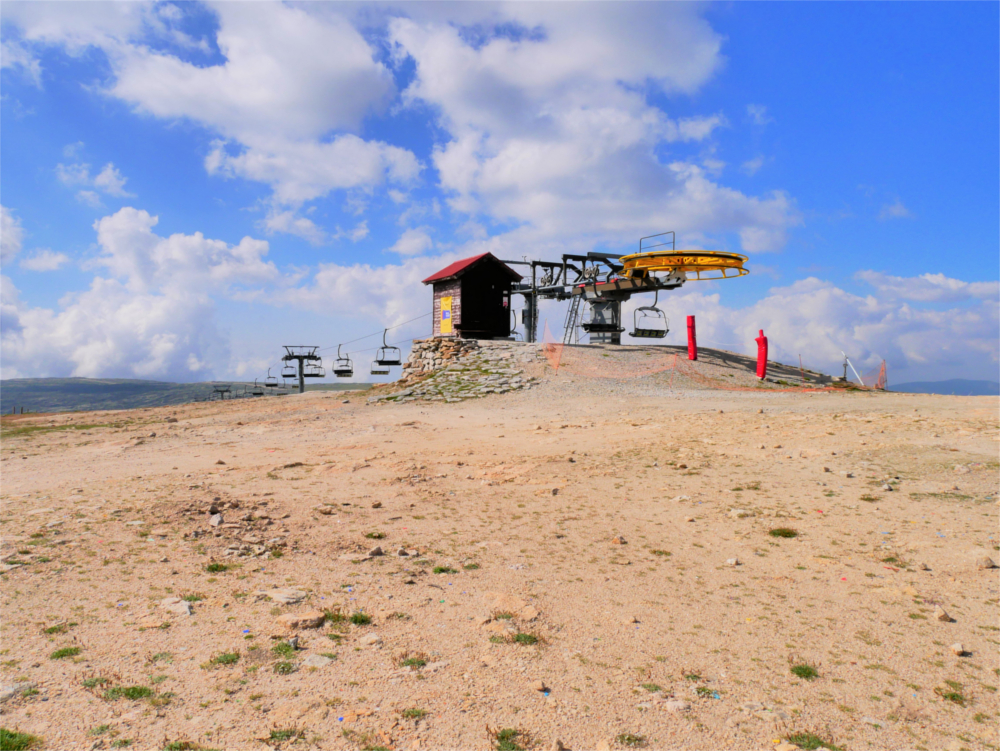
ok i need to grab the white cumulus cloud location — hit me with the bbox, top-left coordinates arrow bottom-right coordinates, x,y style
390,7 -> 798,254
1,207 -> 283,381
19,249 -> 70,272
855,270 -> 998,303
57,159 -> 135,204
1,205 -> 25,265
388,228 -> 433,256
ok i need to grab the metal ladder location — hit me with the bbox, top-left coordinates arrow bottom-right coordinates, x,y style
562,295 -> 583,344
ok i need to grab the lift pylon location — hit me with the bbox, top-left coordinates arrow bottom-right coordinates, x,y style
281,346 -> 322,394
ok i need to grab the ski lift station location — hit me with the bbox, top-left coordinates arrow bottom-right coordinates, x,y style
421,232 -> 749,345
268,232 -> 750,399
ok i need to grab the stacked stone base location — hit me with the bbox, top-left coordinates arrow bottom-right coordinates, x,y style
369,337 -> 545,404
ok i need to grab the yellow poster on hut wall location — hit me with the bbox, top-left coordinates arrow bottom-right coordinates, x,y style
440,296 -> 453,334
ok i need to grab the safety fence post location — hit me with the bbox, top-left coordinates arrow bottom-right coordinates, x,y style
755,329 -> 768,379
687,315 -> 697,361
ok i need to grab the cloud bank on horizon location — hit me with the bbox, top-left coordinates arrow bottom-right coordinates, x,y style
1,1 -> 997,383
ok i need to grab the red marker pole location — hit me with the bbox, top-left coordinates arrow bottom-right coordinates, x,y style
686,315 -> 697,361
755,329 -> 768,379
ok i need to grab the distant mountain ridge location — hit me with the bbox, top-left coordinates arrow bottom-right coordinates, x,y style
890,379 -> 999,396
1,377 -> 368,414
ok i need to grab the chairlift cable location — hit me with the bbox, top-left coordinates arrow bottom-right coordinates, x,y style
318,312 -> 431,352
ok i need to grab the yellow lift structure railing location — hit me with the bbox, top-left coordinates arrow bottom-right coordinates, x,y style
619,249 -> 749,281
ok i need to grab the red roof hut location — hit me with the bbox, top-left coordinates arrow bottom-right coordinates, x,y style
422,253 -> 522,339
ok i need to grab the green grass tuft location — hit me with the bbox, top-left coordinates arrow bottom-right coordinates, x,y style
616,733 -> 647,747
272,661 -> 297,675
208,652 -> 240,667
791,664 -> 819,680
432,566 -> 457,574
349,611 -> 372,626
769,527 -> 799,538
104,685 -> 154,701
784,732 -> 842,750
0,728 -> 42,751
204,563 -> 228,573
49,646 -> 81,660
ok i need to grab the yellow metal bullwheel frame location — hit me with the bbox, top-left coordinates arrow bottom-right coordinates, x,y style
619,249 -> 749,281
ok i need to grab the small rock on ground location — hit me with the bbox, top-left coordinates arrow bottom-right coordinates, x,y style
275,611 -> 326,630
160,597 -> 193,616
302,654 -> 333,668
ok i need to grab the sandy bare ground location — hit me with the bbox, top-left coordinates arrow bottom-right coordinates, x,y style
1,347 -> 998,751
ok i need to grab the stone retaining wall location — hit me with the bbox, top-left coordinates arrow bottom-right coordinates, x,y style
369,338 -> 546,404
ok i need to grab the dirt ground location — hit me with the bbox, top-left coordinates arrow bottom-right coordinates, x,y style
1,345 -> 998,751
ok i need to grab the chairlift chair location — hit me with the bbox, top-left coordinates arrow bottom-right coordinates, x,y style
264,368 -> 278,388
375,329 -> 402,367
333,344 -> 354,378
303,361 -> 326,378
630,291 -> 669,339
510,310 -> 523,341
281,363 -> 296,379
251,379 -> 265,396
370,360 -> 390,376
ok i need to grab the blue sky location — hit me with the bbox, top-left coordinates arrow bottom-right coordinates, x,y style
2,1 -> 997,384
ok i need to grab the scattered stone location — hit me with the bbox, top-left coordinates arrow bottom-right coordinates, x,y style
209,513 -> 223,527
918,562 -> 930,571
372,501 -> 383,508
532,680 -> 548,693
396,547 -> 409,557
165,417 -> 178,423
610,535 -> 627,545
882,483 -> 893,491
975,555 -> 997,570
663,700 -> 690,712
276,611 -> 326,630
548,741 -> 566,751
950,643 -> 967,656
302,654 -> 333,668
0,682 -> 35,703
520,606 -> 540,621
317,506 -> 335,516
728,509 -> 753,519
160,597 -> 193,616
684,516 -> 695,523
934,606 -> 954,623
726,557 -> 741,566
823,467 -> 831,473
215,460 -> 226,465
256,588 -> 306,605
358,633 -> 382,647
367,546 -> 384,557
